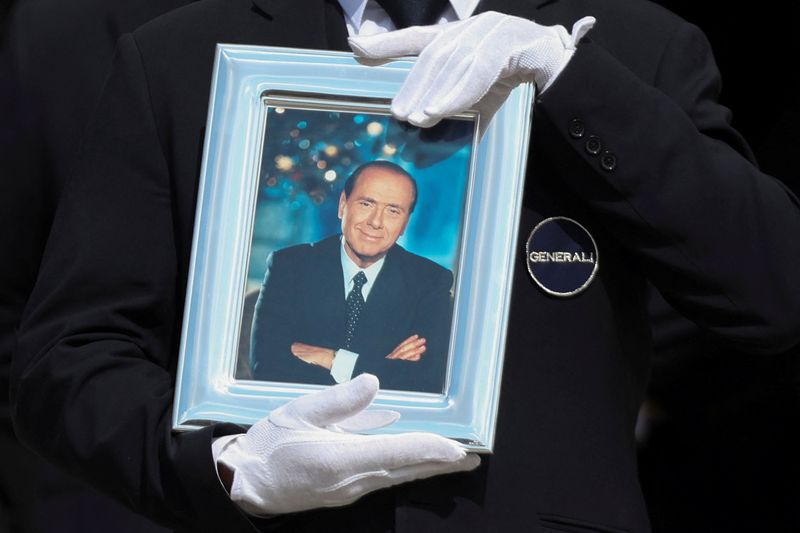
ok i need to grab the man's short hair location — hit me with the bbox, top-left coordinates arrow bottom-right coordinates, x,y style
343,160 -> 418,213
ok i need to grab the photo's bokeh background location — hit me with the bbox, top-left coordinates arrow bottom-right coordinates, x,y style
245,106 -> 474,293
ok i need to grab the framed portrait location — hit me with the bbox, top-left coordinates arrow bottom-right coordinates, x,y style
173,45 -> 534,452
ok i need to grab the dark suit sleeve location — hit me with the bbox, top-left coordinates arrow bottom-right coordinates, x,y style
0,4 -> 49,419
10,35 -> 262,533
535,22 -> 800,354
352,265 -> 453,394
406,267 -> 453,393
250,251 -> 333,384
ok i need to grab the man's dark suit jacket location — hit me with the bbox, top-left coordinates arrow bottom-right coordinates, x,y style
0,1 -> 186,531
250,235 -> 452,393
11,0 -> 800,532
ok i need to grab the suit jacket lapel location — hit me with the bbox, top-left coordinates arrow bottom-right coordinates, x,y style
312,237 -> 347,343
356,246 -> 406,347
324,0 -> 350,51
250,0 -> 349,51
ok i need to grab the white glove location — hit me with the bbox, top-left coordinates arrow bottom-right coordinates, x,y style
217,374 -> 480,515
349,11 -> 596,131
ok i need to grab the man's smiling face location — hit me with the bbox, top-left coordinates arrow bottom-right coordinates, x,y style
338,166 -> 415,268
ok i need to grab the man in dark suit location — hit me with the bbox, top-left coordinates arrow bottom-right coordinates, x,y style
10,0 -> 800,532
251,161 -> 452,393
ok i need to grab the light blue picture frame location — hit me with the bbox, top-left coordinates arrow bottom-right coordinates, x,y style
173,44 -> 534,452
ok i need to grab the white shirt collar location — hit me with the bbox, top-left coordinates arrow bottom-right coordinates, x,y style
338,0 -> 480,35
338,0 -> 369,31
340,237 -> 386,300
449,0 -> 481,21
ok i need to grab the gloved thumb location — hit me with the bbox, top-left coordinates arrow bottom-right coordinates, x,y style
268,373 -> 381,429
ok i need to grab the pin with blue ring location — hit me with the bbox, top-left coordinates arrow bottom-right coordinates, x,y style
525,217 -> 598,297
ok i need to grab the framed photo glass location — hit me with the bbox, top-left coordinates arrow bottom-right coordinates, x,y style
173,45 -> 534,452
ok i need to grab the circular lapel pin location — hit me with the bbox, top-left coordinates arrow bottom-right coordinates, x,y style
525,216 -> 598,297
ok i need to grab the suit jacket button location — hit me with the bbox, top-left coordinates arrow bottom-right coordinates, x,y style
600,150 -> 617,171
568,118 -> 585,138
585,136 -> 602,155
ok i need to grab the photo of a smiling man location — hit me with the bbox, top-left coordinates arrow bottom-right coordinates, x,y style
250,160 -> 453,393
237,103 -> 473,394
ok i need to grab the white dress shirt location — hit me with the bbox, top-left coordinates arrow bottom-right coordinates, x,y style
338,0 -> 479,36
340,237 -> 385,300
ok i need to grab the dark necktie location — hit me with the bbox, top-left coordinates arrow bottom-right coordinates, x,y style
345,271 -> 368,349
374,0 -> 451,29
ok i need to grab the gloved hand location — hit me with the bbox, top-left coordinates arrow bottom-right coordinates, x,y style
216,374 -> 480,515
349,11 -> 596,131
